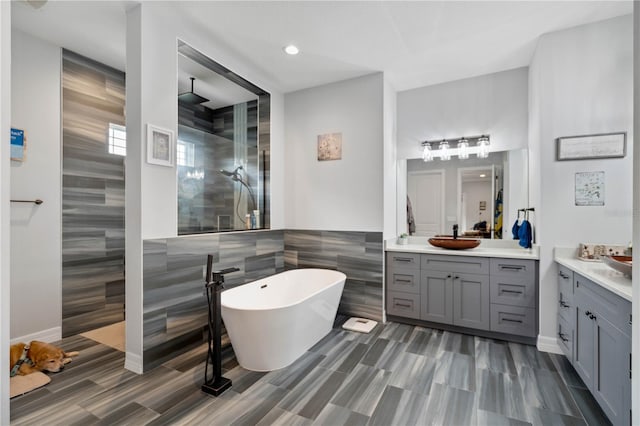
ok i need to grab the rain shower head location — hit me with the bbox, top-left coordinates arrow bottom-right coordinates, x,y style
178,77 -> 209,105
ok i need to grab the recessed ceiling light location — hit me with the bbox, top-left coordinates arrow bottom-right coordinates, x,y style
480,174 -> 486,178
283,45 -> 299,55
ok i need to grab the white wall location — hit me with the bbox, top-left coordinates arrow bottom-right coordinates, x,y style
0,2 -> 11,422
397,67 -> 529,161
383,77 -> 397,240
125,3 -> 286,370
396,68 -> 529,236
284,73 -> 384,232
632,2 -> 639,418
462,181 -> 492,230
9,30 -> 62,341
529,15 -> 633,350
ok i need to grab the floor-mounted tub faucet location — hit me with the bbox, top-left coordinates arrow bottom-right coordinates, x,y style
453,224 -> 459,239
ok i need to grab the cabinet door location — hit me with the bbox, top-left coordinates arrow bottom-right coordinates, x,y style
453,273 -> 490,330
593,314 -> 631,426
574,304 -> 595,388
420,270 -> 453,324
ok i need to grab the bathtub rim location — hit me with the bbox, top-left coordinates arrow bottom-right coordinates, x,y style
221,268 -> 347,312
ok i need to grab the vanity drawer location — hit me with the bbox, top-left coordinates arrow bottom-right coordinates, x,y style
422,254 -> 489,275
490,276 -> 536,308
490,258 -> 536,280
557,314 -> 574,362
490,303 -> 537,337
387,252 -> 421,270
387,292 -> 420,319
386,268 -> 420,294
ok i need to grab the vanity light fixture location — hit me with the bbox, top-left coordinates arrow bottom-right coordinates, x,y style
420,135 -> 490,161
283,44 -> 300,55
457,137 -> 469,160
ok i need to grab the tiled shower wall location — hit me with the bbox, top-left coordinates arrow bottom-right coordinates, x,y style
142,229 -> 382,370
61,50 -> 126,336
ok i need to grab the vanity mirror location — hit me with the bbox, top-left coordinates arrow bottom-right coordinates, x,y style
177,40 -> 270,234
402,148 -> 528,239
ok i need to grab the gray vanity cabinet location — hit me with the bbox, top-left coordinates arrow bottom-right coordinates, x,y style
386,251 -> 537,341
573,273 -> 631,426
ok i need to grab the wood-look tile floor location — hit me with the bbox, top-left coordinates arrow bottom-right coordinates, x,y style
10,318 -> 610,426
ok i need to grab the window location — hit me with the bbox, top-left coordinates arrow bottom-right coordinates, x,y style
177,140 -> 195,167
108,123 -> 126,156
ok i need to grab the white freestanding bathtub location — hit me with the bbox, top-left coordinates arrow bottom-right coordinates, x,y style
221,268 -> 346,371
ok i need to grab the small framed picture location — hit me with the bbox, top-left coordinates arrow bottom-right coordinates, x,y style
147,124 -> 174,167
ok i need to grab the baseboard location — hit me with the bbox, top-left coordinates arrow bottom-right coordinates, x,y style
10,327 -> 61,345
125,352 -> 143,374
537,334 -> 563,354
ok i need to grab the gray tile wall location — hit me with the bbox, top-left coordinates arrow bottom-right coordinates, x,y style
61,49 -> 126,337
284,230 -> 383,322
142,229 -> 382,370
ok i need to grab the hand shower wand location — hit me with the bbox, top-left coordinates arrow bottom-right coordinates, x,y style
202,254 -> 239,397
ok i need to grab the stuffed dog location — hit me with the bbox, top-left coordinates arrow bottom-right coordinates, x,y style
10,341 -> 79,376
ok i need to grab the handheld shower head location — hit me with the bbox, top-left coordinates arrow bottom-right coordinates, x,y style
219,166 -> 243,177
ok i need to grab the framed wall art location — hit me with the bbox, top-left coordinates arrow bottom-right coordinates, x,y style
147,124 -> 174,167
556,132 -> 626,161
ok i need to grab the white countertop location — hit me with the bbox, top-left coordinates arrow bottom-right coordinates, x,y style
385,237 -> 539,260
554,247 -> 632,301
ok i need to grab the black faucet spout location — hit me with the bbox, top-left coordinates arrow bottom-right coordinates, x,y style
453,224 -> 459,239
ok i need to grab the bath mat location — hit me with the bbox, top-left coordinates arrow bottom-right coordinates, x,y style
80,321 -> 125,352
10,372 -> 50,398
343,317 -> 378,333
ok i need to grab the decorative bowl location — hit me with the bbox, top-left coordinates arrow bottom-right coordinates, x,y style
602,255 -> 632,278
428,237 -> 480,250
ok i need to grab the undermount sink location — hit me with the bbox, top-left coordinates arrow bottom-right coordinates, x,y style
428,237 -> 480,250
602,255 -> 632,278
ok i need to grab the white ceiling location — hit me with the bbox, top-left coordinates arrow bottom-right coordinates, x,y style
12,0 -> 633,94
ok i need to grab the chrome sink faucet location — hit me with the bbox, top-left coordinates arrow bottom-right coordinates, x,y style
453,224 -> 458,239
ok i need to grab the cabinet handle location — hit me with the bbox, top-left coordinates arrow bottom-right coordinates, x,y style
558,332 -> 569,342
559,300 -> 569,308
590,314 -> 597,320
394,258 -> 413,262
395,303 -> 412,308
502,318 -> 523,324
395,279 -> 411,283
454,276 -> 459,280
447,274 -> 452,278
585,310 -> 591,317
501,289 -> 523,295
559,271 -> 569,279
501,265 -> 524,271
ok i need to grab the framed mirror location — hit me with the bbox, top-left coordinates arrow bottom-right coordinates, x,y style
177,40 -> 270,234
403,149 -> 527,239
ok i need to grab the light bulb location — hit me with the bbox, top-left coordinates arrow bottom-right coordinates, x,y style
439,140 -> 450,161
477,136 -> 490,158
422,142 -> 433,162
458,138 -> 469,160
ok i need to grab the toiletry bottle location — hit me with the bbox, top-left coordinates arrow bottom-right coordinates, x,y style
253,210 -> 260,229
245,214 -> 251,229
250,212 -> 256,229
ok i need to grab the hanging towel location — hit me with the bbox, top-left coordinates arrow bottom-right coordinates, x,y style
494,189 -> 503,239
512,220 -> 520,240
407,196 -> 416,235
518,220 -> 532,249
